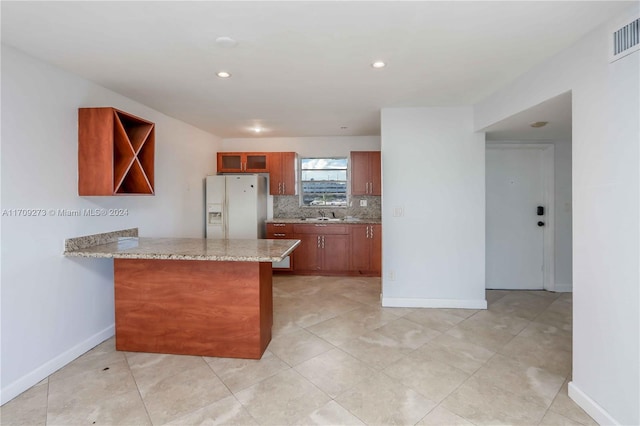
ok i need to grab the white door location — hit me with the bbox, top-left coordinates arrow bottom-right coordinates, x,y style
486,145 -> 551,290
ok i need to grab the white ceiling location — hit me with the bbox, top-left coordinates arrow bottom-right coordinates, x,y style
485,91 -> 573,141
1,1 -> 633,139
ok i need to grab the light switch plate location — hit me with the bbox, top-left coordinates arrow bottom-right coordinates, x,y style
360,199 -> 367,207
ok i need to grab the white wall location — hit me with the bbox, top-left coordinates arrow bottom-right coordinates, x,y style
0,45 -> 221,404
221,135 -> 380,156
474,6 -> 639,425
380,107 -> 486,309
486,139 -> 573,291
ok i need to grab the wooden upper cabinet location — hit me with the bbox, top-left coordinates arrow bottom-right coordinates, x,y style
217,152 -> 269,173
269,152 -> 298,195
350,151 -> 381,196
78,107 -> 155,195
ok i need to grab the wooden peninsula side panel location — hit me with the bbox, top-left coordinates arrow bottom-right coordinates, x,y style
114,258 -> 272,359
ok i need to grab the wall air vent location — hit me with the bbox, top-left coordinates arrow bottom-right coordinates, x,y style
610,16 -> 640,63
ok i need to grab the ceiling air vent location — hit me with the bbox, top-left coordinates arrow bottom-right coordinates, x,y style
610,16 -> 640,63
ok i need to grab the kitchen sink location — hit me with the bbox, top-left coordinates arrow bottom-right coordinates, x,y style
301,217 -> 363,222
306,217 -> 342,222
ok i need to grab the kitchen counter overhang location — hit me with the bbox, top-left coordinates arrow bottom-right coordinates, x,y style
64,229 -> 300,360
64,236 -> 300,262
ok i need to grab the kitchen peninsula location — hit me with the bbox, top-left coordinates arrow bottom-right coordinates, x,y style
64,228 -> 300,359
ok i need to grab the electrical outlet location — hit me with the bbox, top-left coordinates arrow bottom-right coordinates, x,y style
393,207 -> 404,217
360,199 -> 367,207
388,271 -> 396,281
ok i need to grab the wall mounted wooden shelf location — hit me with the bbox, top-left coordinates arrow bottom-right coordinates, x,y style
78,107 -> 155,195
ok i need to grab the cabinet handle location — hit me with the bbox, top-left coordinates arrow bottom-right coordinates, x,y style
274,233 -> 286,237
322,236 -> 325,249
273,223 -> 286,227
315,224 -> 327,227
370,226 -> 374,239
366,226 -> 370,238
282,182 -> 285,193
317,236 -> 321,248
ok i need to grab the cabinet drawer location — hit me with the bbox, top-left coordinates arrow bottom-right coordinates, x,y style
266,223 -> 294,236
293,224 -> 348,235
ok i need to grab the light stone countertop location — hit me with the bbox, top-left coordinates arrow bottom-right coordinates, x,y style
64,231 -> 300,262
267,218 -> 382,224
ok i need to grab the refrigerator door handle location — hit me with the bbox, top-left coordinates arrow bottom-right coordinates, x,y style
223,184 -> 229,238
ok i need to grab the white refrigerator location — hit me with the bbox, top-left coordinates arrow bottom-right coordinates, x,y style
205,175 -> 267,239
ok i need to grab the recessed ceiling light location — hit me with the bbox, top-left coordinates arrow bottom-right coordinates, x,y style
530,121 -> 548,128
215,36 -> 238,48
371,61 -> 386,69
216,71 -> 231,78
251,127 -> 264,133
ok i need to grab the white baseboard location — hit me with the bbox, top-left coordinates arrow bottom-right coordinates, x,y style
553,282 -> 573,293
382,297 -> 487,309
1,324 -> 114,405
568,381 -> 620,425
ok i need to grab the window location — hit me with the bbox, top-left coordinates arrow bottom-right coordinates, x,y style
300,157 -> 348,207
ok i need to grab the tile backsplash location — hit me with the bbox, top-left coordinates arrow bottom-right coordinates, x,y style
273,195 -> 381,219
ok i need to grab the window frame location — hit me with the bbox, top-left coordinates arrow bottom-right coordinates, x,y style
299,156 -> 349,208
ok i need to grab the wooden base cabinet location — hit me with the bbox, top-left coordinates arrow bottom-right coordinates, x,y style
293,234 -> 322,271
293,224 -> 350,274
266,223 -> 295,271
268,222 -> 382,277
350,224 -> 382,275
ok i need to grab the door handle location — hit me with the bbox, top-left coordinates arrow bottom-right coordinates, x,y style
537,221 -> 545,227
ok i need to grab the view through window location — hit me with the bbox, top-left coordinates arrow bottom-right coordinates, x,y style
300,157 -> 348,206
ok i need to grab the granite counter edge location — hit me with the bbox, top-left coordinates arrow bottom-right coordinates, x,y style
64,229 -> 301,262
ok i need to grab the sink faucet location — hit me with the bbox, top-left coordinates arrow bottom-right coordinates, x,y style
318,210 -> 325,218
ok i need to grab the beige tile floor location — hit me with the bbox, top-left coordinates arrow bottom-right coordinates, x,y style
1,275 -> 595,426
